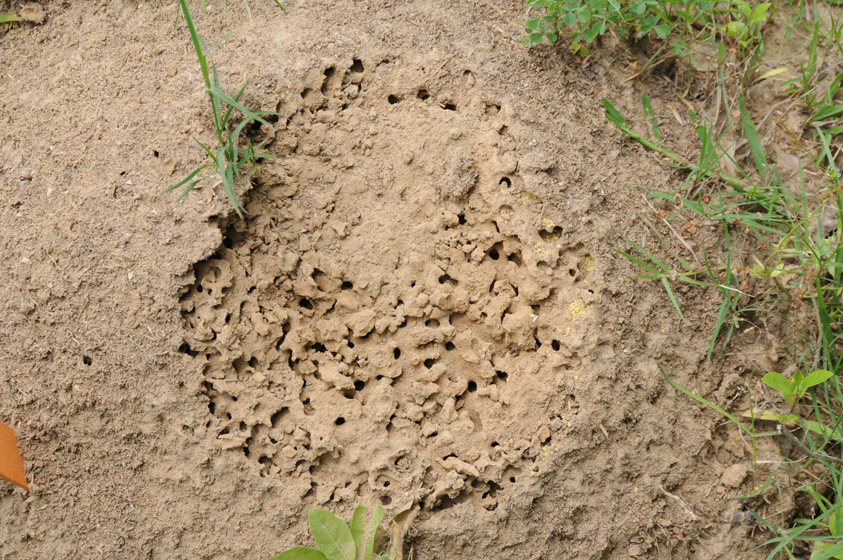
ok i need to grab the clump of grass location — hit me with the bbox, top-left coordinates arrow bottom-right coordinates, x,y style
166,0 -> 278,217
603,52 -> 843,560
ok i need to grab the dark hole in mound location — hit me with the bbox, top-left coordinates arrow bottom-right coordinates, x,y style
443,103 -> 457,111
468,381 -> 477,392
354,380 -> 365,391
496,370 -> 508,380
417,89 -> 429,100
551,339 -> 561,351
539,226 -> 564,241
83,355 -> 92,366
350,59 -> 364,73
500,177 -> 511,187
394,348 -> 401,359
341,281 -> 353,290
299,298 -> 313,310
178,342 -> 198,357
424,358 -> 435,369
388,94 -> 399,104
335,417 -> 345,426
445,342 -> 455,351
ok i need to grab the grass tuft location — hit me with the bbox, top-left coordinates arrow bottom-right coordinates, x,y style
165,0 -> 280,217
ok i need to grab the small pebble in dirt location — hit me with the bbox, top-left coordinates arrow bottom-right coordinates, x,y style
720,463 -> 748,489
20,3 -> 45,24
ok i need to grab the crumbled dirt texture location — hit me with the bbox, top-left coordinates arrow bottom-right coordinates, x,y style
0,1 -> 795,559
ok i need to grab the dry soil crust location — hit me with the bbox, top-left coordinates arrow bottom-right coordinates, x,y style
0,1 -> 775,558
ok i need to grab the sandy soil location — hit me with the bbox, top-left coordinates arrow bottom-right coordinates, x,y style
0,1 -> 794,558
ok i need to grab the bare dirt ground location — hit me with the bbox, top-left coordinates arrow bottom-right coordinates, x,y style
0,1 -> 793,558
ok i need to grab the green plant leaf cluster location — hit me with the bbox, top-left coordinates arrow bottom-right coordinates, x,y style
269,506 -> 390,560
762,369 -> 834,410
522,0 -> 769,63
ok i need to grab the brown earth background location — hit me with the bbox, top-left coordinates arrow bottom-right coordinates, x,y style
0,1 -> 805,558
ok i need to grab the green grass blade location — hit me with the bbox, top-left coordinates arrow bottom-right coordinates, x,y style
178,0 -> 211,91
642,93 -> 662,144
661,277 -> 684,319
223,81 -> 251,125
0,14 -> 22,24
664,373 -> 754,436
817,280 -> 834,366
211,86 -> 272,127
613,248 -> 664,276
739,92 -> 767,177
164,164 -> 214,193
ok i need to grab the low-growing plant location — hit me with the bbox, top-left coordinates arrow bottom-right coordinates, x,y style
165,0 -> 278,217
0,14 -> 21,24
522,0 -> 770,66
269,502 -> 419,560
762,369 -> 834,412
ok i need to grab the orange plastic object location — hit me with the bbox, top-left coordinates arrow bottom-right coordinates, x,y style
0,422 -> 28,491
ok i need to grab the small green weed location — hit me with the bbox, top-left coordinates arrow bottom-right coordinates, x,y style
762,369 -> 834,412
269,503 -> 419,560
166,0 -> 278,217
0,14 -> 21,24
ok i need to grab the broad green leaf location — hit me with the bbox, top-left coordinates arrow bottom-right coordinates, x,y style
803,369 -> 834,389
364,505 -> 385,560
810,541 -> 843,560
726,21 -> 746,38
0,14 -> 21,24
309,510 -> 356,560
654,24 -> 672,39
583,20 -> 604,42
750,3 -> 770,24
761,372 -> 793,395
350,506 -> 368,559
269,547 -> 328,560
